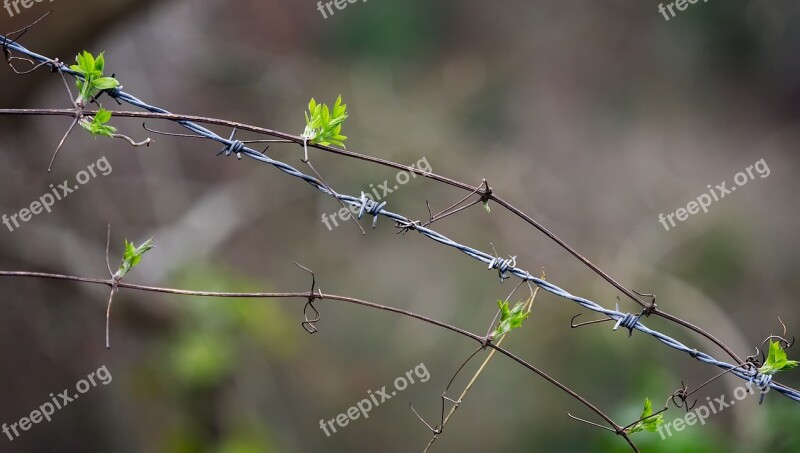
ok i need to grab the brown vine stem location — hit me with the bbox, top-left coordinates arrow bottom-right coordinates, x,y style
0,269 -> 638,452
0,107 -> 743,366
424,278 -> 541,452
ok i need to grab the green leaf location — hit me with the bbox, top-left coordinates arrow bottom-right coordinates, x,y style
302,95 -> 349,148
75,51 -> 90,73
80,108 -> 117,137
628,398 -> 664,435
83,51 -> 95,73
483,201 -> 491,213
93,77 -> 120,90
80,121 -> 116,137
116,238 -> 154,278
70,51 -> 119,103
94,108 -> 112,124
94,52 -> 105,73
493,299 -> 529,338
759,340 -> 799,375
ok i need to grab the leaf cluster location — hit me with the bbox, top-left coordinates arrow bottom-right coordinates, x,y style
116,238 -> 154,278
70,51 -> 120,105
627,398 -> 664,435
80,108 -> 117,137
759,340 -> 799,375
493,299 -> 529,338
302,95 -> 348,147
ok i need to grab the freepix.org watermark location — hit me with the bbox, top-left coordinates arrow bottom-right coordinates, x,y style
321,156 -> 432,231
658,380 -> 765,440
658,0 -> 710,22
658,158 -> 770,232
3,0 -> 54,18
316,0 -> 367,20
2,364 -> 112,442
2,155 -> 112,233
319,362 -> 430,437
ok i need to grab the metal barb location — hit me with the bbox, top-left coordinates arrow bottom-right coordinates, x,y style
2,11 -> 54,75
570,313 -> 613,329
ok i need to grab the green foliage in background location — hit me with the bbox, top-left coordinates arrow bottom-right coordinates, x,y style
131,263 -> 303,452
323,0 -> 450,65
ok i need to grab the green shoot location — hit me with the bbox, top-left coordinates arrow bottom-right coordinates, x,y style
302,95 -> 348,148
759,340 -> 799,375
627,398 -> 664,434
116,238 -> 154,279
493,299 -> 529,338
69,51 -> 120,106
80,108 -> 117,137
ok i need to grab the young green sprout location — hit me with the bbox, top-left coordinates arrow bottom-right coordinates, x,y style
626,398 -> 664,435
116,238 -> 154,279
759,340 -> 799,375
80,108 -> 117,137
492,299 -> 529,338
302,95 -> 348,148
106,238 -> 154,349
69,51 -> 120,107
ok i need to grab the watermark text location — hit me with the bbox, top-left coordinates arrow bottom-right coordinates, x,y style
658,158 -> 769,232
2,155 -> 112,233
2,364 -> 112,442
319,362 -> 430,437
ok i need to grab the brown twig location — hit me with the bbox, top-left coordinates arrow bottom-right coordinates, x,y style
0,107 -> 743,365
424,278 -> 540,452
0,267 -> 638,451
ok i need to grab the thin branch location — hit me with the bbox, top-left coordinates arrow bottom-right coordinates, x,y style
105,288 -> 116,349
0,268 -> 635,450
422,179 -> 488,228
105,223 -> 113,276
0,107 -> 743,365
47,114 -> 80,173
0,37 -> 743,365
111,133 -> 152,147
426,280 -> 539,452
303,159 -> 365,235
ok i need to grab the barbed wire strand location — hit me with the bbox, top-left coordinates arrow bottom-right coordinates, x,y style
0,25 -> 747,367
1,35 -> 797,405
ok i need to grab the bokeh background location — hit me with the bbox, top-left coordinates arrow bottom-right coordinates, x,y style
1,0 -> 799,451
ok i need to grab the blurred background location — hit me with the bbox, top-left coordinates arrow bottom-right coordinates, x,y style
1,0 -> 799,451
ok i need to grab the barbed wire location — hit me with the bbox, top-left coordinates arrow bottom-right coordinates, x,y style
2,22 -> 799,451
1,32 -> 797,405
1,14 -> 754,368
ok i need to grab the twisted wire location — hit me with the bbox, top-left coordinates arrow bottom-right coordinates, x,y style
3,36 -> 798,403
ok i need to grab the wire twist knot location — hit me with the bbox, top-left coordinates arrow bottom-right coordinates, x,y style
749,371 -> 773,404
357,192 -> 386,228
488,255 -> 516,282
612,303 -> 641,337
216,129 -> 245,159
217,139 -> 245,160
